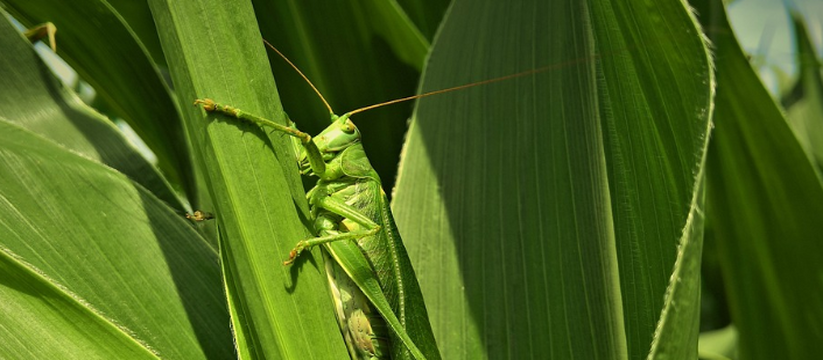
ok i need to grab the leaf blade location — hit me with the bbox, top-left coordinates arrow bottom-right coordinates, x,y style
148,0 -> 350,357
0,13 -> 182,210
393,0 -> 713,358
696,0 -> 823,358
0,117 -> 232,359
4,0 -> 195,199
0,248 -> 158,360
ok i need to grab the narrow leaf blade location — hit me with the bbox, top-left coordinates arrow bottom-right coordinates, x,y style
148,0 -> 350,357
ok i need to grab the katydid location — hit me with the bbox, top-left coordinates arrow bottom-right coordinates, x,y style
194,97 -> 437,359
194,43 -> 441,360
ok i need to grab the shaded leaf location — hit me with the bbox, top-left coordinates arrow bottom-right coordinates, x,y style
785,12 -> 823,175
395,0 -> 451,41
105,0 -> 168,68
0,118 -> 232,359
0,249 -> 157,360
0,10 -> 181,211
393,0 -> 712,358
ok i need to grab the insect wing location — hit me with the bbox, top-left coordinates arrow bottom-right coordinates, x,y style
323,239 -> 428,360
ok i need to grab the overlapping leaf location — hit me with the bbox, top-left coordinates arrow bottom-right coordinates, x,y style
4,0 -> 194,200
0,14 -> 233,359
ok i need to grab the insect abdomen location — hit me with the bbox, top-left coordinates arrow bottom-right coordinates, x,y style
325,250 -> 391,360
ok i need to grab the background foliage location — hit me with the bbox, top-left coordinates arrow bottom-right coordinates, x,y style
0,0 -> 820,359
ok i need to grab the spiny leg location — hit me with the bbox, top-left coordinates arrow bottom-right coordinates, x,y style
285,196 -> 382,265
194,99 -> 307,139
194,98 -> 327,176
284,227 -> 380,265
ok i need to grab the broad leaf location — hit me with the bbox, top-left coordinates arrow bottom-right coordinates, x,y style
0,13 -> 181,210
0,120 -> 232,359
392,0 -> 713,358
394,0 -> 451,41
0,238 -> 157,360
4,0 -> 195,200
0,14 -> 232,358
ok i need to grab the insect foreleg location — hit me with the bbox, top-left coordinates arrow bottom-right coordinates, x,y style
194,98 -> 327,176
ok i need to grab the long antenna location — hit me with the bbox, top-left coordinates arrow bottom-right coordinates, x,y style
263,39 -> 334,114
346,49 -> 621,117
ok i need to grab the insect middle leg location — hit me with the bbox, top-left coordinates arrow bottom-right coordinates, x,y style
284,195 -> 381,265
284,227 -> 380,265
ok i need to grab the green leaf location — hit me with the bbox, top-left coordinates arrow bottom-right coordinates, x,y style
0,246 -> 157,359
785,12 -> 823,175
251,0 -> 429,194
592,1 -> 712,355
4,0 -> 196,200
104,0 -> 168,68
698,325 -> 737,360
392,0 -> 713,359
147,0 -> 349,357
0,119 -> 232,358
0,12 -> 237,358
647,181 -> 705,359
394,0 -> 451,41
0,10 -> 181,211
694,0 -> 823,358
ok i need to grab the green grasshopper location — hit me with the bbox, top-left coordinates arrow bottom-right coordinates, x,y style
194,44 -> 441,360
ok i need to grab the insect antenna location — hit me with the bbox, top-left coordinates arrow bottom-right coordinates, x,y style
263,39 -> 334,114
345,45 -> 636,117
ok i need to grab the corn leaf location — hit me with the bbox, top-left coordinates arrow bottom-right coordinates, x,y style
392,0 -> 713,358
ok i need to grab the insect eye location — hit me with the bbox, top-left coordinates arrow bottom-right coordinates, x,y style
341,119 -> 356,134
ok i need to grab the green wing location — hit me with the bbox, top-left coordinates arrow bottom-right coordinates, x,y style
324,240 -> 428,360
340,145 -> 380,180
377,192 -> 441,360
